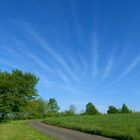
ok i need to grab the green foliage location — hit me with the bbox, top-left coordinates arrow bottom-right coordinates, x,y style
107,104 -> 132,114
85,102 -> 99,115
121,104 -> 132,113
26,97 -> 47,119
107,106 -> 120,114
0,70 -> 38,121
61,105 -> 77,116
44,113 -> 140,140
46,98 -> 60,116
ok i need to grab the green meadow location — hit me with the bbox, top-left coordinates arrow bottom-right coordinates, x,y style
0,121 -> 53,140
43,113 -> 140,140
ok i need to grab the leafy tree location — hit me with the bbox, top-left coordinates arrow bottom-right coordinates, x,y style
0,71 -> 13,120
85,102 -> 99,115
26,97 -> 47,119
0,70 -> 38,121
61,105 -> 76,116
37,97 -> 48,117
107,106 -> 120,114
121,104 -> 131,113
46,98 -> 60,116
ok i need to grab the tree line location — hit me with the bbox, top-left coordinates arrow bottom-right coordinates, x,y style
0,70 -> 133,121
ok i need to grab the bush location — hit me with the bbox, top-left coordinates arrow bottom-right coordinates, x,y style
107,106 -> 120,114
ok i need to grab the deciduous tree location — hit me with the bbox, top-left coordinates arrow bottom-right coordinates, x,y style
46,98 -> 60,116
107,106 -> 120,114
121,104 -> 131,113
85,102 -> 99,115
0,70 -> 38,121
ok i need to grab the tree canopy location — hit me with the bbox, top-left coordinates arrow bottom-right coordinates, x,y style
0,70 -> 39,121
0,69 -> 134,121
85,102 -> 99,115
121,104 -> 132,113
107,104 -> 132,114
107,106 -> 120,114
26,97 -> 47,119
46,98 -> 60,114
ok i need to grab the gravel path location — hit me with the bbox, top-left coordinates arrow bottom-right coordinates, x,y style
29,120 -> 115,140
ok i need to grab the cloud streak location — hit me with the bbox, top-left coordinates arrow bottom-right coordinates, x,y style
110,55 -> 140,85
118,55 -> 140,80
0,58 -> 18,68
101,47 -> 116,81
70,1 -> 83,43
22,23 -> 79,83
4,39 -> 53,74
56,68 -> 72,83
0,42 -> 55,88
91,34 -> 98,79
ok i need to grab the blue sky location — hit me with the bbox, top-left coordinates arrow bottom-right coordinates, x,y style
0,0 -> 140,113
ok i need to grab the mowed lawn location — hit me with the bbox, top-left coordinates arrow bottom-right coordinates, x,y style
43,113 -> 140,140
0,120 -> 54,140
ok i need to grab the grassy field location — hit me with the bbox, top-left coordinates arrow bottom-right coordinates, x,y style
0,120 -> 54,140
43,113 -> 140,140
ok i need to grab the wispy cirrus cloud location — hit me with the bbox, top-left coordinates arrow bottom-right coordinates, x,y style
100,47 -> 116,81
110,55 -> 140,85
3,38 -> 52,74
0,42 -> 54,86
22,23 -> 79,83
0,46 -> 31,69
118,55 -> 140,80
70,1 -> 83,43
1,20 -> 81,85
91,33 -> 98,79
0,58 -> 18,69
56,68 -> 72,83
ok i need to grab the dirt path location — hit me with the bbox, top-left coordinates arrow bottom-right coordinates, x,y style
29,120 -> 115,140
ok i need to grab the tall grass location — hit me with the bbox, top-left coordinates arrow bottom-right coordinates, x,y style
43,113 -> 140,140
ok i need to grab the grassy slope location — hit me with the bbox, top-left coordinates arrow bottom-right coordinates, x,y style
43,113 -> 140,140
0,120 -> 54,140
